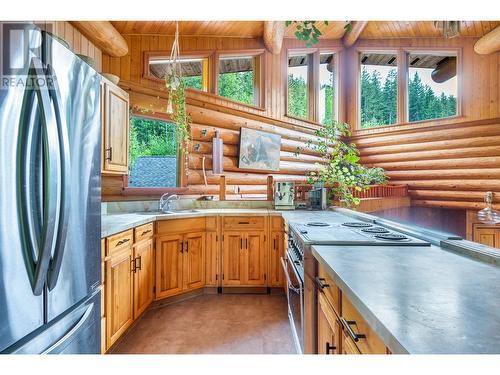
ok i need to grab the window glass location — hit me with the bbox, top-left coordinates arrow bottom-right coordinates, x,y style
218,56 -> 255,105
129,116 -> 178,188
360,52 -> 398,128
408,53 -> 457,122
319,53 -> 337,124
149,57 -> 207,91
288,54 -> 309,119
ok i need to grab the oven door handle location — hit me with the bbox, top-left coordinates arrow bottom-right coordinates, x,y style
281,256 -> 302,294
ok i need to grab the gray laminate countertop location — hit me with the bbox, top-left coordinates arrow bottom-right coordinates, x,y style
312,244 -> 500,354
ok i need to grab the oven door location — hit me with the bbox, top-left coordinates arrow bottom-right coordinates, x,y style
281,253 -> 304,353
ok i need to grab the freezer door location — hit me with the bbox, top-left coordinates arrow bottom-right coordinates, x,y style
43,33 -> 101,322
6,289 -> 101,354
0,22 -> 45,352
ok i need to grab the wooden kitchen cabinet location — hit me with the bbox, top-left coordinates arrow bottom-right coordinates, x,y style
269,230 -> 285,287
222,232 -> 244,286
183,232 -> 206,290
473,226 -> 500,248
318,293 -> 340,354
105,246 -> 134,348
156,234 -> 184,299
133,237 -> 154,319
205,216 -> 220,286
101,78 -> 129,174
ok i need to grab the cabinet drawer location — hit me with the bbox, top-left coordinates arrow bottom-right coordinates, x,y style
135,222 -> 154,242
270,216 -> 284,231
106,229 -> 133,256
340,294 -> 386,354
223,216 -> 265,230
317,265 -> 341,317
157,218 -> 206,234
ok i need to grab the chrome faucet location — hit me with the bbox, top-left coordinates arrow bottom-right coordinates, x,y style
159,193 -> 179,213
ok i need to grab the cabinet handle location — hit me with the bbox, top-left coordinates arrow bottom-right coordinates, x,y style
240,238 -> 243,249
245,239 -> 248,249
135,256 -> 142,271
141,229 -> 151,235
131,259 -> 136,273
340,318 -> 366,342
105,147 -> 113,161
315,277 -> 330,290
238,221 -> 250,224
185,241 -> 189,252
326,342 -> 336,354
180,242 -> 184,253
116,238 -> 130,247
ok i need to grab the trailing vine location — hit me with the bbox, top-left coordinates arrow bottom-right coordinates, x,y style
286,21 -> 352,46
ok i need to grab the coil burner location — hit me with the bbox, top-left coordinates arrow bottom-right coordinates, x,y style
361,227 -> 390,234
341,222 -> 373,228
306,222 -> 331,227
374,233 -> 408,241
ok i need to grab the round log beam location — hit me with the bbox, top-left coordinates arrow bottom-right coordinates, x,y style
342,21 -> 368,47
263,21 -> 285,55
474,25 -> 500,55
70,21 -> 128,57
431,57 -> 457,83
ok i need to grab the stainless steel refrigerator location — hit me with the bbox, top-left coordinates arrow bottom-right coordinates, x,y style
0,22 -> 101,354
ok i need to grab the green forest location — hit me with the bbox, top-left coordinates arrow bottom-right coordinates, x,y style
360,68 -> 457,128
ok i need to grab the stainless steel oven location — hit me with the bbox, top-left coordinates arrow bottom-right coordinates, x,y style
281,249 -> 304,354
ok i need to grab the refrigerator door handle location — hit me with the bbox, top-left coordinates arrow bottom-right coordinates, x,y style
46,64 -> 71,291
41,301 -> 94,354
17,57 -> 61,296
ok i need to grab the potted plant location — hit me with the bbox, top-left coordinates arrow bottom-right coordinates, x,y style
296,120 -> 388,207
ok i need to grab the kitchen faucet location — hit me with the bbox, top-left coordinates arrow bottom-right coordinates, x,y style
159,193 -> 179,213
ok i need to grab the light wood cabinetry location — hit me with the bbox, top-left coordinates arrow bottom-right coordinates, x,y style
473,226 -> 500,248
133,227 -> 154,319
156,234 -> 185,299
101,78 -> 129,174
269,217 -> 285,287
183,232 -> 206,290
317,292 -> 340,354
205,216 -> 219,286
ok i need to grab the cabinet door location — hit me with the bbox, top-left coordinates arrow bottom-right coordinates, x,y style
342,331 -> 361,354
244,231 -> 266,286
474,227 -> 500,248
105,247 -> 134,348
183,232 -> 205,290
103,82 -> 129,173
269,231 -> 284,287
156,234 -> 184,299
205,231 -> 218,286
222,232 -> 244,286
317,293 -> 339,355
133,239 -> 154,319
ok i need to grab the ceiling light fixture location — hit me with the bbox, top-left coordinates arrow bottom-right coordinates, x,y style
477,192 -> 500,225
433,21 -> 461,38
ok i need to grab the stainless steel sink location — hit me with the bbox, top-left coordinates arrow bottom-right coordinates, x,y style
138,209 -> 200,215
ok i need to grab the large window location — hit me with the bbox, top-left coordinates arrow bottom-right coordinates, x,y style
147,56 -> 209,91
287,53 -> 310,120
218,55 -> 259,106
319,53 -> 338,124
360,52 -> 398,128
128,116 -> 179,188
407,53 -> 457,122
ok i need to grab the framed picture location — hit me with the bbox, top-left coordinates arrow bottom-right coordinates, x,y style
238,128 -> 281,172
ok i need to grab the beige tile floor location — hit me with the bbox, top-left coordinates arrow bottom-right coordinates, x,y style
111,294 -> 297,354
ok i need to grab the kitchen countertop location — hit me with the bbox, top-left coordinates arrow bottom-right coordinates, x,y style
312,244 -> 500,354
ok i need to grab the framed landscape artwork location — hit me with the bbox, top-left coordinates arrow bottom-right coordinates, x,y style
238,128 -> 281,172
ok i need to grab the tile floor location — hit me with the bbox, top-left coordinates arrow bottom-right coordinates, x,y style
111,294 -> 297,354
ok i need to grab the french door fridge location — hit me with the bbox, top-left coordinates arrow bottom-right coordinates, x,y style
0,22 -> 101,354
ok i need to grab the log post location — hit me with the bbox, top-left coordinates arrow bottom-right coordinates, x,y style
70,21 -> 128,57
342,21 -> 368,47
474,25 -> 500,55
267,176 -> 274,201
263,21 -> 285,55
219,175 -> 226,201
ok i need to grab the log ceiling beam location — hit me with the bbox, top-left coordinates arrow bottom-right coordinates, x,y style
263,21 -> 285,55
70,21 -> 128,57
342,21 -> 368,47
474,25 -> 500,54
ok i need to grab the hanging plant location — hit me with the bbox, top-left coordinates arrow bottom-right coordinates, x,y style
165,21 -> 191,175
286,21 -> 352,47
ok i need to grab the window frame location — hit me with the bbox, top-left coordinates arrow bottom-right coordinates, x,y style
355,46 -> 462,131
143,50 -> 212,92
214,49 -> 266,109
285,47 -> 341,124
122,111 -> 188,197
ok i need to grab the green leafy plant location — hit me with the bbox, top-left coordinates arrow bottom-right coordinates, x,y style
285,21 -> 352,47
296,120 -> 388,207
